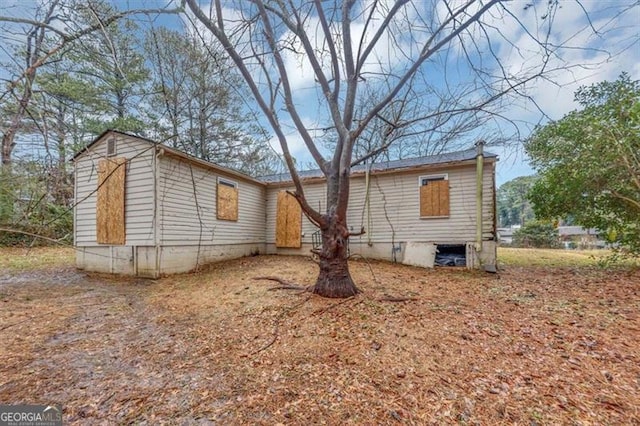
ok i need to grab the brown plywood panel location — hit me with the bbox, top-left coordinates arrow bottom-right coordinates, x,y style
286,194 -> 302,247
275,192 -> 288,247
420,184 -> 434,217
217,183 -> 238,221
420,180 -> 449,217
435,180 -> 450,216
276,191 -> 302,248
97,157 -> 126,244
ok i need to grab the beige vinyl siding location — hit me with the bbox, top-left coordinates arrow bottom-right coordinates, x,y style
158,155 -> 265,245
265,162 -> 495,247
74,133 -> 156,247
347,164 -> 495,243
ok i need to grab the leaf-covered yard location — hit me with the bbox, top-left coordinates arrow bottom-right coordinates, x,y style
1,248 -> 638,424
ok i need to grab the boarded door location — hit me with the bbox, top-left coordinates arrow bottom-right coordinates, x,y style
420,179 -> 449,217
97,157 -> 126,244
275,191 -> 302,248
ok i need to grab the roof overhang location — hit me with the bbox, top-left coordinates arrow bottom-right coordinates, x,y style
72,129 -> 498,188
71,129 -> 264,186
264,156 -> 497,188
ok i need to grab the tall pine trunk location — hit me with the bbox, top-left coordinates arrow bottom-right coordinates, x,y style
312,212 -> 360,298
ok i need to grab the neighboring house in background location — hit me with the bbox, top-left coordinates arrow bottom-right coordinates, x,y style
499,224 -> 607,249
497,225 -> 520,245
558,226 -> 606,249
72,130 -> 498,278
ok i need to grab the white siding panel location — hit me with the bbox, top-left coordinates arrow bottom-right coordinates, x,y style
74,133 -> 156,246
158,156 -> 265,245
265,163 -> 496,250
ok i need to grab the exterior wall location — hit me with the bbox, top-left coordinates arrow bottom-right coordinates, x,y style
265,161 -> 497,267
74,133 -> 156,247
265,183 -> 326,250
157,244 -> 263,275
76,243 -> 263,277
157,154 -> 266,246
74,132 -> 267,277
467,241 -> 498,269
76,246 -> 156,277
74,132 -> 496,275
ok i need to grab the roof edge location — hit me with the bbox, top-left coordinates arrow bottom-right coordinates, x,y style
260,148 -> 498,184
71,129 -> 263,185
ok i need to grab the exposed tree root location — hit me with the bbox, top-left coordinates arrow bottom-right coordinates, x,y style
267,284 -> 308,291
243,295 -> 312,357
378,295 -> 419,302
245,327 -> 279,356
348,253 -> 381,284
253,277 -> 417,302
253,276 -> 311,292
313,296 -> 362,315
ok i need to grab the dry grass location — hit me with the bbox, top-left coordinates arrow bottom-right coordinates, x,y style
0,246 -> 74,271
498,247 -> 603,267
0,248 -> 639,424
498,247 -> 640,268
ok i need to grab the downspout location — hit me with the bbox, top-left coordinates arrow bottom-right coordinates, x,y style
154,146 -> 165,278
73,159 -> 79,264
475,140 -> 485,261
365,163 -> 373,246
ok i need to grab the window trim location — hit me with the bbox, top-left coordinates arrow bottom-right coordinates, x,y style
419,173 -> 450,219
217,177 -> 237,188
418,173 -> 448,186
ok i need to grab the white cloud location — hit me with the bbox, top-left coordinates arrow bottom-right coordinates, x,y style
490,1 -> 638,120
185,0 -> 639,180
267,115 -> 329,166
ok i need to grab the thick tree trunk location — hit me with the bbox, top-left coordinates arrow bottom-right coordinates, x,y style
312,215 -> 360,298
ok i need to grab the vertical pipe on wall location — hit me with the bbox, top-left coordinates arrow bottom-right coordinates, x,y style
475,140 -> 485,256
154,147 -> 165,278
365,164 -> 373,246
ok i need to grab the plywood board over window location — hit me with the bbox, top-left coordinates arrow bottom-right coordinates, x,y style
217,179 -> 238,221
276,191 -> 302,248
97,157 -> 126,244
420,176 -> 450,217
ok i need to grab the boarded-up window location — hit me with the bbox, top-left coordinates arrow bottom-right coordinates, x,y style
275,191 -> 302,248
106,137 -> 117,156
217,179 -> 238,221
97,157 -> 126,244
420,175 -> 450,217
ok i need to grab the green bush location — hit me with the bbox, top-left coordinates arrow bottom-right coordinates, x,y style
0,164 -> 73,247
512,221 -> 561,249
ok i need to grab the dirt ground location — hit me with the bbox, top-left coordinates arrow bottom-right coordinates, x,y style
1,251 -> 639,424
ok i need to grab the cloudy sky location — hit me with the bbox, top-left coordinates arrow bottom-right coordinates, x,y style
485,1 -> 640,184
184,0 -> 639,185
1,0 -> 638,185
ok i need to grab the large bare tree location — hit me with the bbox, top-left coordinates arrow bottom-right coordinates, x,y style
184,0 -> 634,298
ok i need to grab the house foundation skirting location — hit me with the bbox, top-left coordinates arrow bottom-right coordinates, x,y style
266,240 -> 497,269
76,240 -> 497,278
76,243 -> 265,278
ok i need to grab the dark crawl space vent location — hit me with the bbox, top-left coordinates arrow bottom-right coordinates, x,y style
435,244 -> 466,267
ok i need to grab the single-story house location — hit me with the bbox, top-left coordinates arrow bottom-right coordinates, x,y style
497,226 -> 520,245
72,130 -> 498,277
558,226 -> 606,249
